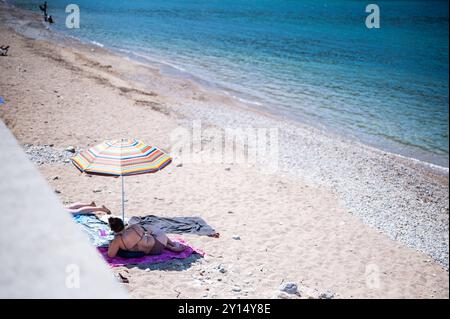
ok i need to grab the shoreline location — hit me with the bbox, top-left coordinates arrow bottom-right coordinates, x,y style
60,29 -> 450,170
4,0 -> 449,170
1,1 -> 448,298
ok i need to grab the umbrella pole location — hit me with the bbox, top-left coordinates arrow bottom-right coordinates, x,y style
121,174 -> 125,222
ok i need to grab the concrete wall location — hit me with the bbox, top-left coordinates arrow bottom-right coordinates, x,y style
0,121 -> 127,298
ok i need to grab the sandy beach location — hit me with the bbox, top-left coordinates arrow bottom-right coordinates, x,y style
1,2 -> 448,299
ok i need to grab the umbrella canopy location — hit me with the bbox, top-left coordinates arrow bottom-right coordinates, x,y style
71,139 -> 172,221
72,139 -> 172,176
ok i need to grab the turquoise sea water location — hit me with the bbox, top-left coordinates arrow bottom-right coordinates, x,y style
7,0 -> 449,166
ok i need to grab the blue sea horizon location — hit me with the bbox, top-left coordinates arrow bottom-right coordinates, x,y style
8,0 -> 449,167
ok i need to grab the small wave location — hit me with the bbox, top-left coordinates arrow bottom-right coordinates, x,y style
121,49 -> 187,72
235,96 -> 263,106
394,152 -> 449,173
158,59 -> 186,72
90,40 -> 104,47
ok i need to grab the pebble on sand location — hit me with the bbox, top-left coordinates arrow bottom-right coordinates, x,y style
318,291 -> 335,299
232,235 -> 241,240
65,146 -> 76,153
274,292 -> 297,299
279,282 -> 298,294
217,264 -> 227,273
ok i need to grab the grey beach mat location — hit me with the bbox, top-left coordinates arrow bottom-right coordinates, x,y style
128,215 -> 219,237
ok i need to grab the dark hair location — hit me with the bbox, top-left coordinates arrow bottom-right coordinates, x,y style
108,217 -> 125,233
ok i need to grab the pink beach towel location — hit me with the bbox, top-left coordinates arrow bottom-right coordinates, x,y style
97,238 -> 205,267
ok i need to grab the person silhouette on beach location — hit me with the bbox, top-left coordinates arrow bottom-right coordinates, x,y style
39,2 -> 47,14
39,2 -> 53,24
65,201 -> 111,215
107,217 -> 187,258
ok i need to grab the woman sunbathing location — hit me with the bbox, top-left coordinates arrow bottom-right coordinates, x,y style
107,217 -> 186,258
65,201 -> 111,214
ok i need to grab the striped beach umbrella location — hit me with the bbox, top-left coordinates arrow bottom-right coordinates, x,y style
71,139 -> 172,221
